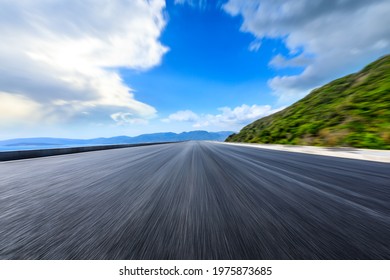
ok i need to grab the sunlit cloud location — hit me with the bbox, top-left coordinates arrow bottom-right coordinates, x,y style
0,0 -> 167,129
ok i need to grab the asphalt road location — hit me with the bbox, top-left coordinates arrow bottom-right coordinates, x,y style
0,141 -> 389,259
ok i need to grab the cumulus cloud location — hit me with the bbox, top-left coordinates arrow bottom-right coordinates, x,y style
165,104 -> 284,130
162,110 -> 200,123
0,0 -> 167,128
269,54 -> 313,69
223,0 -> 390,103
110,113 -> 149,126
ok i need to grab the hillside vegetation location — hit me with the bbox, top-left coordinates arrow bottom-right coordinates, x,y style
226,55 -> 390,149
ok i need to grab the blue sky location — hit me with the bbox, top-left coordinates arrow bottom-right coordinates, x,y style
0,0 -> 389,139
123,1 -> 291,112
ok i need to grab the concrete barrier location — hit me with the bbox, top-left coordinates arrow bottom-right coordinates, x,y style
0,142 -> 174,162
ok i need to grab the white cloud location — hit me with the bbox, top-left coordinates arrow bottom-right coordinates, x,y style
248,40 -> 262,52
269,54 -> 313,69
0,92 -> 46,127
174,0 -> 208,9
165,105 -> 284,131
110,112 -> 149,126
0,0 -> 167,129
195,104 -> 283,129
162,110 -> 200,123
223,0 -> 390,103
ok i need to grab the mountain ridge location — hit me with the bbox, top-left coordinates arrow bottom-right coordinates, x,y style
1,130 -> 233,147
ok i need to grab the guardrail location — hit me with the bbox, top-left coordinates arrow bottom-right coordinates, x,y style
0,142 -> 174,162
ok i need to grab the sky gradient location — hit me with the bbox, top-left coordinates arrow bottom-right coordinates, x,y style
0,0 -> 389,139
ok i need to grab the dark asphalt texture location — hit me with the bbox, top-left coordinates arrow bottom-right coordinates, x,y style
0,141 -> 389,259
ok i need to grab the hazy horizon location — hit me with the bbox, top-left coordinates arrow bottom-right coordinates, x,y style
0,129 -> 235,141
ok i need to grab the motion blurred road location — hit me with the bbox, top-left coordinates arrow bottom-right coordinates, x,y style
0,141 -> 389,259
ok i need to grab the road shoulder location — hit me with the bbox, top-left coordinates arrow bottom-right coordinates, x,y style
218,142 -> 390,163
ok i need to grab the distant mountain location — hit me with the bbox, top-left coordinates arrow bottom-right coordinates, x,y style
226,55 -> 390,149
0,130 -> 233,147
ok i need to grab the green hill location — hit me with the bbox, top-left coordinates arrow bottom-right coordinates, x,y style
226,55 -> 390,149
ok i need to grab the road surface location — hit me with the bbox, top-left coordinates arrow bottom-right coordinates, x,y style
0,141 -> 389,259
